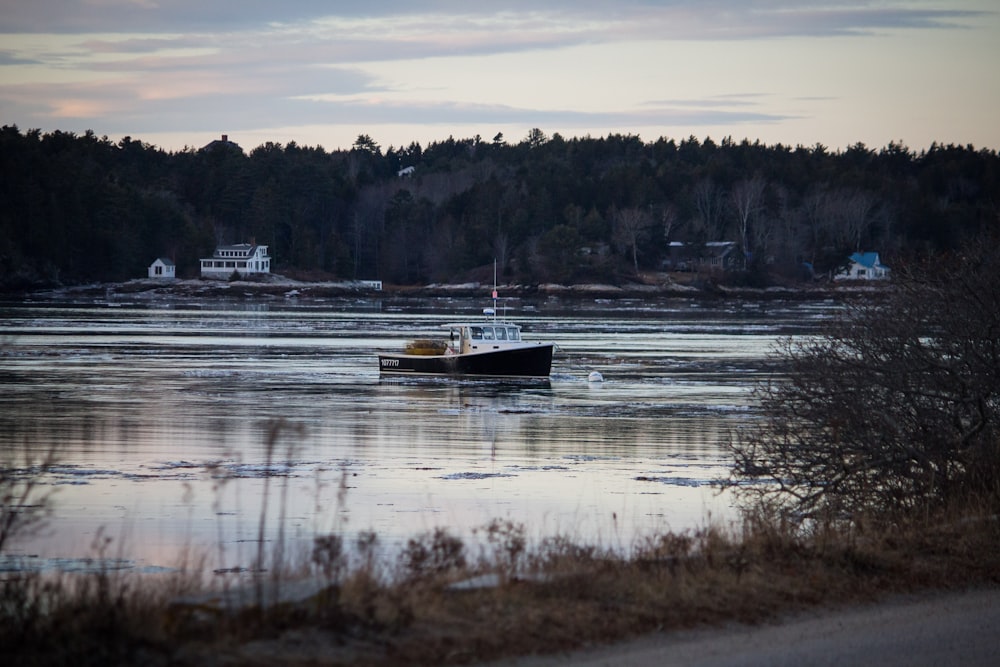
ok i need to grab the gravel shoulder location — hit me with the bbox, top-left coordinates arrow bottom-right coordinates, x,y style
483,587 -> 1000,667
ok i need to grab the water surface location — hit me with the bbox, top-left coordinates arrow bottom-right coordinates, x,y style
0,293 -> 836,574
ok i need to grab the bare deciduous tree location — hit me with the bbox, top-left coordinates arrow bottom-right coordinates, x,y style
351,183 -> 391,278
492,230 -> 510,275
730,236 -> 1000,522
692,178 -> 725,240
730,175 -> 767,265
840,189 -> 878,251
0,445 -> 58,555
658,202 -> 680,245
611,206 -> 652,274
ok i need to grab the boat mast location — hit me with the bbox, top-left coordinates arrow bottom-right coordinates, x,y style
489,258 -> 498,321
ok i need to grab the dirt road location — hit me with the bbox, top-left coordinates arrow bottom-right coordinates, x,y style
485,587 -> 1000,667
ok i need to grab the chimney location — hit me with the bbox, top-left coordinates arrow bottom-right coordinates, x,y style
221,134 -> 228,142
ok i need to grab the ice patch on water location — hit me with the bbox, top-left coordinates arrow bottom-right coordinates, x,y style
211,463 -> 297,478
181,369 -> 243,378
154,460 -> 202,470
710,404 -> 752,413
138,564 -> 177,574
49,465 -> 119,478
635,475 -> 708,487
6,462 -> 204,486
0,555 -> 137,574
439,471 -> 515,480
36,464 -> 124,485
154,458 -> 330,479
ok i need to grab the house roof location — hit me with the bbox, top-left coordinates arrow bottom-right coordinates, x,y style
704,241 -> 737,258
201,134 -> 243,153
154,257 -> 175,266
203,243 -> 268,260
850,252 -> 883,268
667,241 -> 736,251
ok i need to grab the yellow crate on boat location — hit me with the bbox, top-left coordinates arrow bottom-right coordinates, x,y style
405,339 -> 448,355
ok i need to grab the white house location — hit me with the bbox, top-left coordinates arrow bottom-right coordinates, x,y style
201,134 -> 243,153
200,243 -> 271,279
662,241 -> 740,272
148,257 -> 176,280
836,252 -> 890,280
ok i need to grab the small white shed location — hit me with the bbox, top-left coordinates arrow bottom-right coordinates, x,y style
148,257 -> 176,280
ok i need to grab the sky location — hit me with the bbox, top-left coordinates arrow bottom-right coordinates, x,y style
1,1 -> 998,154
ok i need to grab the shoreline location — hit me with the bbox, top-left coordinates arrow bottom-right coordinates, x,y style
7,274 -> 883,304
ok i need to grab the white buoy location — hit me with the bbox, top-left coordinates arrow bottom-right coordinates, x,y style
587,371 -> 604,383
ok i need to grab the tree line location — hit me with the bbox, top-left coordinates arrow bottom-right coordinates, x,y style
1,124 -> 997,288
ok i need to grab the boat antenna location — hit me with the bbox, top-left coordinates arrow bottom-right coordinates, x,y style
491,258 -> 498,320
483,258 -> 499,320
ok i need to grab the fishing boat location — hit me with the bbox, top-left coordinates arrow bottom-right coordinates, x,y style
378,285 -> 554,378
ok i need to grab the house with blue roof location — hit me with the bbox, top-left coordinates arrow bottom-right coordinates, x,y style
837,251 -> 889,280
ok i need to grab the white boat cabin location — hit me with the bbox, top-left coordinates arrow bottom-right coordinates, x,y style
443,322 -> 525,355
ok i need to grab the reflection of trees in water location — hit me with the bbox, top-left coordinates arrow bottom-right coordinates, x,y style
361,380 -> 732,459
1,297 -> 840,568
520,414 -> 727,457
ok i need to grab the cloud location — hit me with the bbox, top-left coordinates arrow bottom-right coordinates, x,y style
2,2 -> 987,40
3,75 -> 792,136
1,2 -> 994,151
10,3 -> 985,84
0,50 -> 41,66
0,1 -> 334,33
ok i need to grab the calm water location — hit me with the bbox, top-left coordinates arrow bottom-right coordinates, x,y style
0,291 -> 837,574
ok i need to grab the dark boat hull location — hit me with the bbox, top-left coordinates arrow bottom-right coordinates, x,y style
379,343 -> 553,378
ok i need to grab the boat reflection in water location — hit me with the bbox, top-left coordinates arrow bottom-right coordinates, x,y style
0,294 -> 838,574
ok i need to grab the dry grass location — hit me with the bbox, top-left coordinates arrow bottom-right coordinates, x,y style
5,422 -> 998,665
3,503 -> 999,667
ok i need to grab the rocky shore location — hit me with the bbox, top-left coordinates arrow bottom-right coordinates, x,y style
12,273 -> 880,304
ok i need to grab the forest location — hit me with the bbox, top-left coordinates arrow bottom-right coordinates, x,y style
1,124 -> 998,288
